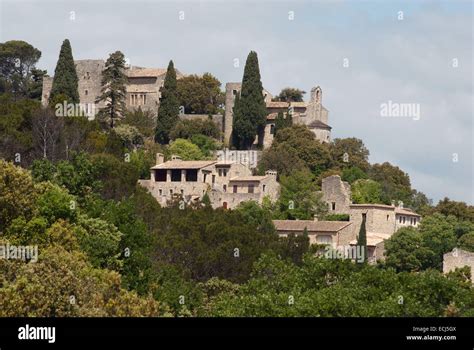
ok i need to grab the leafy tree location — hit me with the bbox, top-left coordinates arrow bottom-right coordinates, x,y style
276,169 -> 328,220
369,162 -> 412,205
0,40 -> 42,98
0,160 -> 37,231
232,51 -> 267,149
272,87 -> 306,102
409,189 -> 432,213
113,124 -> 144,150
170,118 -> 221,140
96,51 -> 127,128
27,68 -> 47,100
234,200 -> 275,234
385,227 -> 434,272
155,60 -> 179,144
49,39 -> 79,104
190,134 -> 219,157
458,233 -> 474,252
122,107 -> 156,138
330,138 -> 370,171
428,198 -> 474,222
176,73 -> 224,114
351,179 -> 383,204
168,138 -> 205,160
341,166 -> 368,184
36,183 -> 77,225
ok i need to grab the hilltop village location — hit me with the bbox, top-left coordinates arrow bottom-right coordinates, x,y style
1,39 -> 473,318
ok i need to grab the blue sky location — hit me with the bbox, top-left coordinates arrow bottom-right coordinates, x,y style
1,0 -> 472,204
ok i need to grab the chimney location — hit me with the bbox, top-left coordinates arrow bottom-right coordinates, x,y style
391,200 -> 396,207
156,153 -> 164,165
265,170 -> 277,179
171,155 -> 182,161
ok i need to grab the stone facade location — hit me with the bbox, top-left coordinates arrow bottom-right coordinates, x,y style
443,248 -> 474,284
138,153 -> 279,209
41,59 -> 183,116
273,220 -> 353,247
223,83 -> 331,148
322,175 -> 352,214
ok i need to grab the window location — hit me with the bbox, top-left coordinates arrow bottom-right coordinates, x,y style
331,202 -> 336,211
180,189 -> 184,195
232,89 -> 237,96
185,169 -> 198,182
270,124 -> 275,135
85,89 -> 88,96
224,169 -> 227,177
317,235 -> 332,244
233,185 -> 238,193
402,216 -> 406,224
169,189 -> 173,195
212,175 -> 215,184
248,184 -> 254,194
159,189 -> 162,196
387,215 -> 389,221
203,174 -> 207,183
263,185 -> 266,192
155,170 -> 166,182
399,216 -> 402,223
223,185 -> 227,192
218,169 -> 222,176
143,94 -> 146,105
413,218 -> 417,225
171,169 -> 181,182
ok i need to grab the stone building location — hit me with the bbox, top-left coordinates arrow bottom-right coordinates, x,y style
138,153 -> 279,209
320,175 -> 421,262
443,248 -> 474,284
273,220 -> 353,247
224,83 -> 331,148
41,59 -> 184,115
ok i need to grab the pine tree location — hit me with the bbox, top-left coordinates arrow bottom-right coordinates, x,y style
96,51 -> 127,129
356,213 -> 368,263
49,39 -> 79,104
201,192 -> 211,208
232,51 -> 267,149
155,60 -> 179,144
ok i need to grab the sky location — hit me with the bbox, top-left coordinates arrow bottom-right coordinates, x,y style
1,0 -> 472,204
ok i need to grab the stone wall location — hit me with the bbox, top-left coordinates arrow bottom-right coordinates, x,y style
443,248 -> 474,283
321,175 -> 352,214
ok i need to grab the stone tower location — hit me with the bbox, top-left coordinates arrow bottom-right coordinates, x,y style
224,82 -> 242,146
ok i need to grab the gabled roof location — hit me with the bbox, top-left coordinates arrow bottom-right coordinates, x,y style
307,120 -> 332,130
151,160 -> 216,170
273,220 -> 352,233
395,208 -> 421,217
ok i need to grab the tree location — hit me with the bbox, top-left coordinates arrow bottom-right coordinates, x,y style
351,179 -> 383,204
190,134 -> 219,157
234,200 -> 275,235
276,169 -> 328,220
176,73 -> 224,114
458,233 -> 474,252
385,227 -> 434,272
170,118 -> 221,140
0,160 -> 37,231
49,39 -> 79,104
232,51 -> 267,149
272,87 -> 306,102
273,111 -> 286,135
32,107 -> 63,160
168,138 -> 205,160
155,60 -> 179,144
113,124 -> 144,150
356,213 -> 368,263
122,107 -> 156,138
96,51 -> 127,129
429,198 -> 474,222
330,138 -> 370,171
0,40 -> 41,98
341,166 -> 368,184
369,162 -> 412,206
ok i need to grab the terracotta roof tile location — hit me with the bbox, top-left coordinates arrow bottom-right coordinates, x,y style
273,220 -> 352,233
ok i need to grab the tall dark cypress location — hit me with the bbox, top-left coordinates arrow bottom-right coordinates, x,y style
357,213 -> 368,263
155,60 -> 179,144
49,39 -> 79,104
232,51 -> 267,149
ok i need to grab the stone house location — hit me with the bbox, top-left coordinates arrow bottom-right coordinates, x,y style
224,83 -> 331,148
272,220 -> 353,247
138,153 -> 279,209
443,248 -> 474,284
320,175 -> 421,262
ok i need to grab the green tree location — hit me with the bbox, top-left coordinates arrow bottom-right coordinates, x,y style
49,39 -> 79,104
232,51 -> 267,149
176,73 -> 224,114
155,60 -> 179,144
0,40 -> 42,98
458,232 -> 474,252
272,87 -> 306,102
330,138 -> 370,171
341,166 -> 368,184
351,179 -> 383,204
96,51 -> 127,128
170,118 -> 221,140
369,162 -> 412,205
168,138 -> 205,160
356,213 -> 368,263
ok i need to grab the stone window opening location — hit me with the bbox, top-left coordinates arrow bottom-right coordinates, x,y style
270,124 -> 275,135
387,215 -> 389,221
185,169 -> 198,182
331,202 -> 336,211
169,189 -> 173,195
233,185 -> 238,193
85,89 -> 88,96
402,216 -> 406,224
155,169 -> 167,182
317,235 -> 332,245
248,184 -> 254,194
159,189 -> 162,196
212,175 -> 215,184
223,184 -> 227,192
263,185 -> 266,192
171,169 -> 181,182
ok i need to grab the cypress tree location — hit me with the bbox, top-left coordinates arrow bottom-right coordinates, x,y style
285,111 -> 293,128
232,51 -> 267,149
49,39 -> 79,104
155,60 -> 179,144
96,51 -> 127,129
356,213 -> 368,263
273,111 -> 285,136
